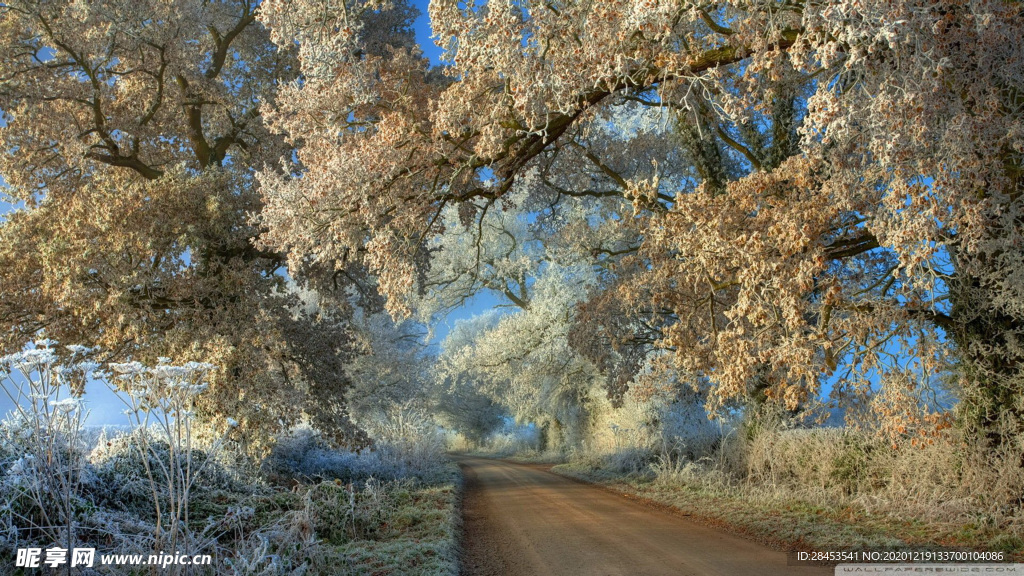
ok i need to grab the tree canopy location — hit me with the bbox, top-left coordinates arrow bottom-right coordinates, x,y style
0,0 -> 403,448
254,0 -> 1022,441
2,0 -> 1022,449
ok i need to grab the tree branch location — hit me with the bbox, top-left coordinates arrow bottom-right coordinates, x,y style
85,151 -> 164,180
175,74 -> 213,167
825,232 -> 880,260
204,6 -> 256,80
482,29 -> 801,198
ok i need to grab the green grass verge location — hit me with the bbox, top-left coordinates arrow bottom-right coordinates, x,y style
313,464 -> 462,576
184,462 -> 463,576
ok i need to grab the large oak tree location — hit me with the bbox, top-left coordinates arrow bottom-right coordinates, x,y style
256,0 -> 1023,448
0,0 -> 414,447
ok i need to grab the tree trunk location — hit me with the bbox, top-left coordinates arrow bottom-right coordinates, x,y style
947,256 -> 1024,468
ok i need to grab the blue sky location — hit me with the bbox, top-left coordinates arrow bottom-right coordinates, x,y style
412,0 -> 445,65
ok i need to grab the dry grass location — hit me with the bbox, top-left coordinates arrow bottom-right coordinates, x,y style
1,383 -> 462,576
553,424 -> 1024,557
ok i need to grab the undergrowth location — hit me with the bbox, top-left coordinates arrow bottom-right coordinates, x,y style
550,421 -> 1024,557
0,342 -> 461,576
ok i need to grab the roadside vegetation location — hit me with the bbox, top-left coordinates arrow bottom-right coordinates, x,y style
0,345 -> 460,576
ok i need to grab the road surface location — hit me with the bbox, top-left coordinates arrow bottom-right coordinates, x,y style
456,456 -> 833,576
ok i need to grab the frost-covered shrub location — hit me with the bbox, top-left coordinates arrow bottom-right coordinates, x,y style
0,341 -> 94,548
102,358 -> 230,560
221,474 -> 458,576
481,428 -> 541,456
637,405 -> 1020,531
1,341 -> 461,575
569,385 -> 721,477
299,477 -> 416,543
88,427 -> 244,519
368,406 -> 447,479
658,396 -> 721,461
263,426 -> 366,482
264,406 -> 448,485
746,427 -> 870,491
0,343 -> 246,574
739,424 -> 978,514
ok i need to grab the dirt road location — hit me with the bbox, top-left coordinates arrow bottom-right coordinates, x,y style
456,456 -> 833,576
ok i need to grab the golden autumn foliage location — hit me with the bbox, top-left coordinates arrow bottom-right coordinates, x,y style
3,0 -> 1023,450
253,0 -> 1022,444
0,0 -> 377,448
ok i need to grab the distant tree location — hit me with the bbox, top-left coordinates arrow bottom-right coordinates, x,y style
435,263 -> 607,451
433,312 -> 510,445
421,179 -> 642,449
